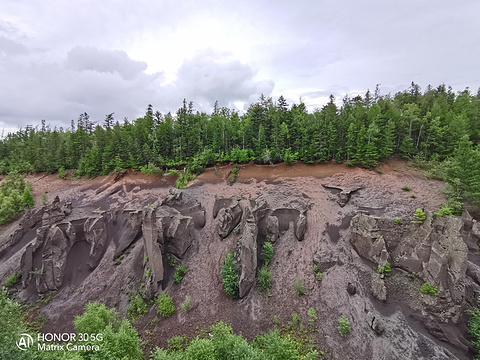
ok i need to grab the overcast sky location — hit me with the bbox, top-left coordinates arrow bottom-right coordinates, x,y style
1,0 -> 479,132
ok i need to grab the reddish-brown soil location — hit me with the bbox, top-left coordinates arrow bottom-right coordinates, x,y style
0,159 -> 455,358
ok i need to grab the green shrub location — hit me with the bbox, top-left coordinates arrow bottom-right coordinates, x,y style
420,282 -> 438,296
221,252 -> 239,299
127,293 -> 148,321
401,185 -> 411,191
315,272 -> 322,281
146,267 -> 152,278
468,300 -> 480,356
58,166 -> 67,179
140,162 -> 163,176
282,148 -> 298,165
231,166 -> 239,183
113,258 -> 121,265
0,173 -> 35,225
156,294 -> 176,318
4,273 -> 21,288
394,218 -> 402,225
293,277 -> 306,296
376,262 -> 392,277
434,200 -> 463,217
261,241 -> 274,266
307,308 -> 317,332
337,316 -> 351,337
412,208 -> 427,224
181,295 -> 191,312
167,335 -> 189,353
184,338 -> 215,360
166,254 -> 177,267
258,265 -> 273,291
174,264 -> 187,284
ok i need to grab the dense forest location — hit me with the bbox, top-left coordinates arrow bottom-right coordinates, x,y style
0,82 -> 479,207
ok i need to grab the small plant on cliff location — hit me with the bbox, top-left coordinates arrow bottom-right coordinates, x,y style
308,308 -> 318,332
293,277 -> 306,296
258,265 -> 273,291
261,240 -> 274,266
420,282 -> 438,296
4,273 -> 21,288
166,254 -> 177,267
221,252 -> 239,298
127,293 -> 148,321
174,264 -> 187,284
376,262 -> 392,277
468,298 -> 480,356
401,185 -> 411,191
412,208 -> 427,224
231,166 -> 239,183
337,316 -> 351,337
394,218 -> 402,225
156,294 -> 176,318
146,267 -> 152,278
313,265 -> 322,281
180,295 -> 191,312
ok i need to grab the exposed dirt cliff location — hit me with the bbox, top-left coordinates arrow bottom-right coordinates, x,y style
1,160 -> 479,359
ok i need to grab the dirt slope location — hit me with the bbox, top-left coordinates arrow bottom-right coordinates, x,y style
1,159 -> 478,359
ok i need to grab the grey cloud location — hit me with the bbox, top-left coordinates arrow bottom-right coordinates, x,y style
0,36 -> 28,56
162,49 -> 274,111
65,46 -> 148,80
0,45 -> 274,129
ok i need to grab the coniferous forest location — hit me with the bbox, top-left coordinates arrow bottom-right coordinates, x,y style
1,83 -> 479,207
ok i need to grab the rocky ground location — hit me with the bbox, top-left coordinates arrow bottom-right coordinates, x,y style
1,159 -> 479,359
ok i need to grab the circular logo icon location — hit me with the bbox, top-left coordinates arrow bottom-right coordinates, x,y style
16,333 -> 34,351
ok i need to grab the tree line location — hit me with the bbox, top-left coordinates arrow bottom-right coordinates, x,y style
0,83 -> 479,174
0,83 -> 479,206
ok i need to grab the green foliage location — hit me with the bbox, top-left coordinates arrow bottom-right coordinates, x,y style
156,294 -> 176,318
261,240 -> 274,266
41,192 -> 48,206
394,218 -> 402,225
166,254 -> 177,267
113,258 -> 121,265
313,265 -> 322,281
74,302 -> 114,334
468,299 -> 480,357
127,293 -> 149,321
180,295 -> 191,312
221,252 -> 239,299
58,166 -> 67,179
174,264 -> 187,284
167,335 -> 189,353
258,265 -> 273,291
175,167 -> 197,189
420,282 -> 438,296
434,200 -> 463,217
231,166 -> 239,183
4,272 -> 21,287
376,262 -> 392,277
0,173 -> 35,225
307,308 -> 317,332
337,316 -> 351,337
146,267 -> 152,278
293,277 -> 306,296
140,162 -> 163,176
412,208 -> 427,224
282,148 -> 298,165
401,185 -> 411,191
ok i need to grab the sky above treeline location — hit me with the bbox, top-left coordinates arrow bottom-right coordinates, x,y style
1,0 -> 479,132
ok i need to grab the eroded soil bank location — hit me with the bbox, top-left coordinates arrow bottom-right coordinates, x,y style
1,159 -> 479,359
